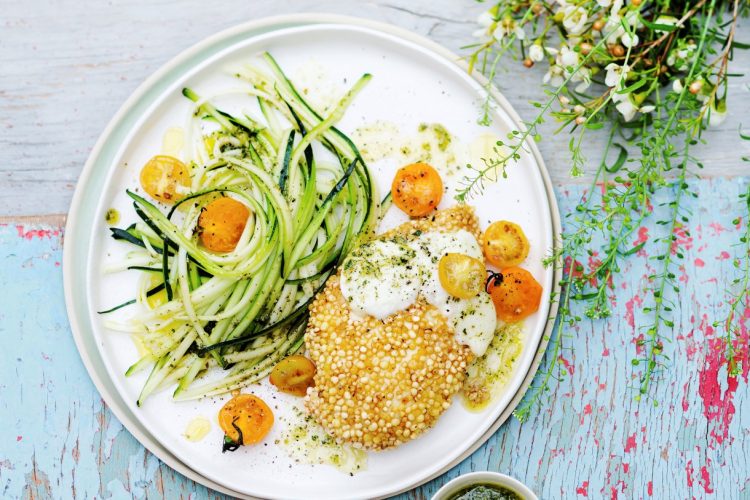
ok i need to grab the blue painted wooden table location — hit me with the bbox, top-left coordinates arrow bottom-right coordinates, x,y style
2,1 -> 750,499
3,177 -> 749,499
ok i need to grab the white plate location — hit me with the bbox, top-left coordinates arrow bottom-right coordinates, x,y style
65,15 -> 561,500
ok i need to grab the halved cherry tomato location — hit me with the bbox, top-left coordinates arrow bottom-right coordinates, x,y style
197,197 -> 250,253
139,155 -> 190,204
482,220 -> 530,268
391,162 -> 443,217
438,253 -> 485,299
218,393 -> 274,446
486,266 -> 542,322
270,355 -> 316,397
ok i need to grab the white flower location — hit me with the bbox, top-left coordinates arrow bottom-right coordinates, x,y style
706,102 -> 727,127
667,42 -> 697,71
473,10 -> 496,39
543,64 -> 565,88
558,46 -> 580,69
624,10 -> 641,28
688,79 -> 710,103
572,67 -> 592,92
611,86 -> 628,103
477,11 -> 494,28
604,63 -> 629,87
666,49 -> 683,67
610,0 -> 624,15
492,19 -> 526,42
621,32 -> 639,48
618,10 -> 641,47
615,94 -> 655,122
672,79 -> 684,93
616,98 -> 638,121
571,68 -> 591,93
562,6 -> 589,35
567,35 -> 582,48
604,15 -> 625,44
492,25 -> 506,42
529,43 -> 545,62
708,110 -> 726,127
596,0 -> 612,6
550,45 -> 591,92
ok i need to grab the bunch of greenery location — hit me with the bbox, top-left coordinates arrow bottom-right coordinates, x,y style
458,0 -> 749,419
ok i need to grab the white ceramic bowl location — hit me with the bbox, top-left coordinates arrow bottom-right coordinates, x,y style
432,471 -> 539,500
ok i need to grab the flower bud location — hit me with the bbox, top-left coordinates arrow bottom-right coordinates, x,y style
631,0 -> 642,6
501,15 -> 513,30
593,19 -> 605,31
580,42 -> 592,55
523,58 -> 534,68
609,45 -> 625,57
532,2 -> 543,14
689,80 -> 703,94
575,116 -> 586,125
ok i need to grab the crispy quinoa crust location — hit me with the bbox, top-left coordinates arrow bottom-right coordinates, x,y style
380,204 -> 481,241
304,206 -> 479,450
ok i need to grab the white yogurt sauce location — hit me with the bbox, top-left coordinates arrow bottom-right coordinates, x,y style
339,230 -> 497,356
339,240 -> 420,319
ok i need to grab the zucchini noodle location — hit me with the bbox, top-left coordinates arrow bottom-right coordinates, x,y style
102,53 -> 378,405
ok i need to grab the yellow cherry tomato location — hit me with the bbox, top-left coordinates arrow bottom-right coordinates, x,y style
391,162 -> 443,217
487,267 -> 542,322
218,394 -> 274,446
139,155 -> 190,204
482,220 -> 530,268
270,355 -> 316,397
197,197 -> 250,253
438,253 -> 486,299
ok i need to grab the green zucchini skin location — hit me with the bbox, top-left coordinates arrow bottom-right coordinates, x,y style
102,54 -> 377,403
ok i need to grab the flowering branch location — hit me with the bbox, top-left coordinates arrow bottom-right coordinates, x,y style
465,0 -> 749,417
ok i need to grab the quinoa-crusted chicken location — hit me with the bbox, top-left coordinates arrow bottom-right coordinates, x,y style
304,206 -> 479,450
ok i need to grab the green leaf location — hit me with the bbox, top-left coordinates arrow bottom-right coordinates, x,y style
639,16 -> 679,33
616,78 -> 650,95
621,240 -> 646,256
604,143 -> 628,173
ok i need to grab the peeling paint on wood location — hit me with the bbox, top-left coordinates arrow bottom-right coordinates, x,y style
3,0 -> 750,497
1,0 -> 750,215
1,177 -> 748,498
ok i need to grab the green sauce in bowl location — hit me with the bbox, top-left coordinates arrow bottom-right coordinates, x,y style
448,483 -> 522,500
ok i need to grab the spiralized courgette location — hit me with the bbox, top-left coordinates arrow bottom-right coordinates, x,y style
102,53 -> 378,405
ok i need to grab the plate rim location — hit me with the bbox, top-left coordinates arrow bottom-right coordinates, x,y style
63,12 -> 562,500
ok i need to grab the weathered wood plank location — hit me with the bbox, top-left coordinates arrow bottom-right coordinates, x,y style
1,176 -> 748,498
1,0 -> 750,216
2,0 -> 750,497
